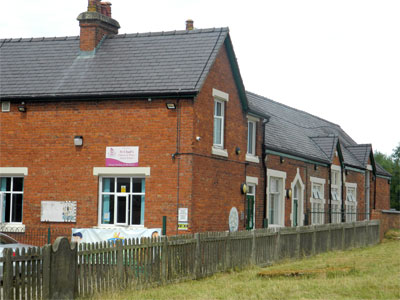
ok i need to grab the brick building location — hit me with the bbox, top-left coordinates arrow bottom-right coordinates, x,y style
0,1 -> 391,240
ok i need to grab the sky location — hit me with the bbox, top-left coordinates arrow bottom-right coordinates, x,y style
1,0 -> 399,156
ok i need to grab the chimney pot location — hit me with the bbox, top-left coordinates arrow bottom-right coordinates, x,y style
78,0 -> 120,52
186,19 -> 194,31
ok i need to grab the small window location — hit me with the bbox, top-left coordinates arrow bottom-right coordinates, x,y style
1,101 -> 10,112
247,120 -> 256,155
213,100 -> 224,148
0,177 -> 24,223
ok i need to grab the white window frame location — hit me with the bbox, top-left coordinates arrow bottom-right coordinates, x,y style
1,101 -> 11,112
330,165 -> 342,223
290,168 -> 305,227
211,88 -> 229,157
0,168 -> 28,232
94,167 -> 150,228
345,182 -> 357,222
98,176 -> 146,228
267,169 -> 286,227
246,115 -> 260,163
310,176 -> 325,225
246,176 -> 258,229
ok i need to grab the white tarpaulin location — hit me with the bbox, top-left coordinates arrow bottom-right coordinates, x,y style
71,228 -> 161,244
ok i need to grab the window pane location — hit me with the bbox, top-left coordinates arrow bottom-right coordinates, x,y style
4,193 -> 11,222
102,195 -> 114,224
117,178 -> 130,193
13,178 -> 24,192
12,194 -> 23,222
131,195 -> 143,225
102,178 -> 115,193
215,101 -> 222,117
116,196 -> 127,224
0,177 -> 11,192
213,118 -> 222,145
132,179 -> 143,193
247,122 -> 254,154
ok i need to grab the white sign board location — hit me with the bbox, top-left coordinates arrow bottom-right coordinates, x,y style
106,146 -> 139,167
41,201 -> 77,222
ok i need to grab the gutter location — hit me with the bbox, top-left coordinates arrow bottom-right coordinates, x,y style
0,91 -> 199,102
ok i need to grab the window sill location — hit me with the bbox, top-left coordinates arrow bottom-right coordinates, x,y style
245,154 -> 260,163
0,223 -> 25,233
211,146 -> 228,157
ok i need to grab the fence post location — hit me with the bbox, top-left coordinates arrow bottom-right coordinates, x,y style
342,225 -> 346,250
48,226 -> 51,244
274,229 -> 280,261
3,248 -> 14,300
116,239 -> 124,289
42,244 -> 51,300
312,226 -> 316,255
251,230 -> 256,265
327,224 -> 331,251
295,227 -> 301,258
49,237 -> 77,300
161,236 -> 168,283
194,233 -> 201,279
225,232 -> 231,270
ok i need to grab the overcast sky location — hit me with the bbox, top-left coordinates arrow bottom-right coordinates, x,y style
1,0 -> 399,156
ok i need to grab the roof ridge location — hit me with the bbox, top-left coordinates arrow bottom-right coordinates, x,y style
346,144 -> 372,148
310,135 -> 339,139
0,36 -> 79,43
246,90 -> 342,128
0,27 -> 229,43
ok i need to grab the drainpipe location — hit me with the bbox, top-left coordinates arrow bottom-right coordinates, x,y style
261,119 -> 269,227
341,163 -> 345,223
328,166 -> 332,224
175,99 -> 181,234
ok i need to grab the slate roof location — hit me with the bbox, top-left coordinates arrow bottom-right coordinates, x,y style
0,28 -> 229,99
246,91 -> 390,176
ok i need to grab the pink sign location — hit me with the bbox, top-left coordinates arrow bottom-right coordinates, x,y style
106,147 -> 139,167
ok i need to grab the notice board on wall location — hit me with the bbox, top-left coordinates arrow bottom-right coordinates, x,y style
41,201 -> 77,222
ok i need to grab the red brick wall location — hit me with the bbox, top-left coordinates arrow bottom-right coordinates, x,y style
0,97 -> 196,236
344,170 -> 366,221
374,177 -> 391,210
371,209 -> 400,240
191,44 -> 265,232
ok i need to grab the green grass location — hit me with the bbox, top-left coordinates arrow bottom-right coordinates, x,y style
88,240 -> 400,300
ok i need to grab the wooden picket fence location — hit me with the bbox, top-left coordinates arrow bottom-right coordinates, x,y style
0,220 -> 380,299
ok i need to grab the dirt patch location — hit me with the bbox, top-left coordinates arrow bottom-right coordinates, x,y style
258,267 -> 353,278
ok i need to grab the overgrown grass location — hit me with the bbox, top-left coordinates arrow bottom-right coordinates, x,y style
88,240 -> 400,300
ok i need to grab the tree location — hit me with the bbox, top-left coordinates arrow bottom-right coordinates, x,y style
375,143 -> 400,210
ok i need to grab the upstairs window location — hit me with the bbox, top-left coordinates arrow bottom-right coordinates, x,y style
247,120 -> 256,156
0,177 -> 24,223
213,99 -> 225,148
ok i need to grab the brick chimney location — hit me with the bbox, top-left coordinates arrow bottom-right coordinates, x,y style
186,19 -> 194,31
77,0 -> 120,52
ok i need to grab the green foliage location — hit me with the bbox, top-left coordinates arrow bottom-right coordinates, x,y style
374,142 -> 400,210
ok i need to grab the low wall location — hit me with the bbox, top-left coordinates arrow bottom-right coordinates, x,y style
372,209 -> 400,239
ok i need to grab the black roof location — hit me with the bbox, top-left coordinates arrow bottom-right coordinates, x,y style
247,91 -> 391,177
0,28 -> 229,100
